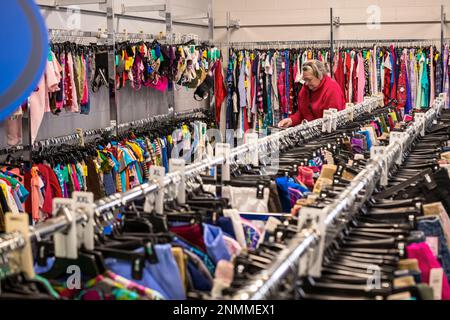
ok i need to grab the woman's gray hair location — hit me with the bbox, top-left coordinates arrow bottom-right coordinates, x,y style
302,60 -> 328,80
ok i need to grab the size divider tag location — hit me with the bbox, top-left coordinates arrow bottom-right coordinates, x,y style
429,268 -> 443,300
169,159 -> 186,205
322,110 -> 333,133
148,166 -> 166,214
389,131 -> 406,165
370,146 -> 388,186
72,191 -> 95,251
244,132 -> 259,167
5,213 -> 35,279
297,206 -> 327,278
415,113 -> 426,136
76,128 -> 85,147
215,143 -> 231,181
346,103 -> 355,121
329,108 -> 338,131
52,198 -> 77,259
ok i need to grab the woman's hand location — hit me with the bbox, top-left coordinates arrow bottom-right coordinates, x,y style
278,118 -> 293,128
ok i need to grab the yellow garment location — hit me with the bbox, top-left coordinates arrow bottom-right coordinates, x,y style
127,142 -> 144,162
171,247 -> 187,293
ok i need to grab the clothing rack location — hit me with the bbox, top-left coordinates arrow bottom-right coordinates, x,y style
93,96 -> 380,214
0,96 -> 381,261
228,40 -> 331,50
227,95 -> 447,300
32,108 -> 209,149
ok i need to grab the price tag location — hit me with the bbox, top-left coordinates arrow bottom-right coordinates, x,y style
429,268 -> 443,300
426,237 -> 439,258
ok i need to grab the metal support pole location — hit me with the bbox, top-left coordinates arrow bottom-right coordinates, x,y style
330,8 -> 334,78
22,98 -> 33,225
441,4 -> 445,92
166,0 -> 175,113
208,0 -> 215,120
226,11 -> 230,49
106,0 -> 118,136
208,0 -> 214,45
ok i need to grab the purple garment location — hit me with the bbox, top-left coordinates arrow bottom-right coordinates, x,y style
288,187 -> 304,208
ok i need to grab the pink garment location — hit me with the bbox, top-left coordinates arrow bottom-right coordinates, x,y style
71,165 -> 81,192
81,55 -> 89,105
66,52 -> 79,112
223,235 -> 242,257
407,242 -> 450,300
6,117 -> 22,146
146,75 -> 169,92
356,52 -> 365,103
7,57 -> 63,145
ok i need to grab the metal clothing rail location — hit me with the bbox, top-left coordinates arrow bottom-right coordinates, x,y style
0,96 -> 380,272
93,97 -> 380,214
229,95 -> 446,300
33,108 -> 208,149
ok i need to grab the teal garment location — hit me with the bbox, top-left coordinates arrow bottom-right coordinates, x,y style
0,173 -> 29,202
53,165 -> 67,197
421,55 -> 430,108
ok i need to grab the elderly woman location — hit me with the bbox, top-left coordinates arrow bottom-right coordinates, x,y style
278,59 -> 345,128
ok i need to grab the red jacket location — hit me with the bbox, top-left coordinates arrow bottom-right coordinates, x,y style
289,75 -> 346,126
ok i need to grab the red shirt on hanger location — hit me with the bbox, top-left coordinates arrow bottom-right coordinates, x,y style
289,75 -> 346,126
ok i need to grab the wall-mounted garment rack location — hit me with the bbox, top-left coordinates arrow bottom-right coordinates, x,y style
32,108 -> 209,150
225,94 -> 447,300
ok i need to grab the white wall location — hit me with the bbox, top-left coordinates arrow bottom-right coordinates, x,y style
214,0 -> 450,43
0,0 -> 211,147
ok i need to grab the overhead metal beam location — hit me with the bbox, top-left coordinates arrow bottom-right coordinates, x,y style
39,4 -> 208,28
55,0 -> 106,5
121,4 -> 166,14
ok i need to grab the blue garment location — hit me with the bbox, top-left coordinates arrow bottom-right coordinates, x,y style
12,190 -> 23,212
285,51 -> 290,118
80,53 -> 91,115
405,62 -> 412,115
34,257 -> 55,275
216,216 -> 236,240
187,260 -> 212,291
104,244 -> 186,300
203,223 -> 231,264
417,217 -> 450,281
276,176 -> 310,213
161,138 -> 169,173
358,130 -> 372,150
173,237 -> 216,275
394,269 -> 421,285
103,171 -> 116,196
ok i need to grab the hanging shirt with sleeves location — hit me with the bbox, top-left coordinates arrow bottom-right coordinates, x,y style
289,75 -> 346,126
